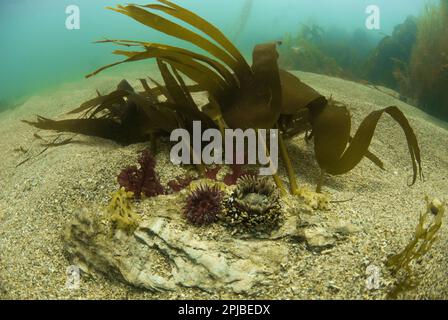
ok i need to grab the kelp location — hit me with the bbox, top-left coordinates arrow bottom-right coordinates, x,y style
312,101 -> 422,185
279,24 -> 360,79
365,16 -> 418,90
408,0 -> 448,120
24,71 -> 216,145
86,2 -> 282,130
23,80 -> 177,145
278,75 -> 422,191
24,0 -> 423,193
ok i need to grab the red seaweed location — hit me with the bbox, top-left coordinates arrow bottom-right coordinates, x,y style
118,149 -> 165,199
223,164 -> 257,186
168,175 -> 196,193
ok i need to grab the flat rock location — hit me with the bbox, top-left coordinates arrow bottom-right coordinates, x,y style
298,226 -> 336,250
328,219 -> 362,236
64,207 -> 289,294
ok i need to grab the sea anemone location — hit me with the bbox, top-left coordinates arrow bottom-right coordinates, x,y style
183,185 -> 223,226
223,175 -> 281,234
223,164 -> 257,186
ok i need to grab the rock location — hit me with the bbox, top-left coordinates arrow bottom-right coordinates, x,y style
298,227 -> 336,250
328,219 -> 361,236
298,213 -> 323,228
272,211 -> 359,251
64,206 -> 288,294
270,214 -> 300,239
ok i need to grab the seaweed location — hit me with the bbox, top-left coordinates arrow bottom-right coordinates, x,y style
280,25 -> 380,80
15,134 -> 75,168
279,26 -> 343,77
223,164 -> 256,186
386,197 -> 445,298
408,0 -> 448,120
24,68 -> 216,146
117,149 -> 165,199
167,175 -> 196,193
364,16 -> 418,90
312,100 -> 422,188
23,1 -> 423,194
100,2 -> 421,193
23,80 -> 179,145
387,198 -> 445,274
204,165 -> 221,181
107,187 -> 141,233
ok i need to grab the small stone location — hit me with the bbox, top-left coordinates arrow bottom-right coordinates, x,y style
300,227 -> 335,250
298,214 -> 323,227
330,220 -> 361,236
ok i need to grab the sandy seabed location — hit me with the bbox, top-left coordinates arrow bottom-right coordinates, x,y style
0,69 -> 447,300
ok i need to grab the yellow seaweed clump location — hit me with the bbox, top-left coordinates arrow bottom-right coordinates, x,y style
107,187 -> 141,233
387,197 -> 445,274
386,197 -> 445,298
294,186 -> 330,210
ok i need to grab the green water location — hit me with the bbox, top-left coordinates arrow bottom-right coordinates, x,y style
0,0 -> 435,112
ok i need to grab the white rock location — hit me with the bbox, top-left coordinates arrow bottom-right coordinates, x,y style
299,227 -> 336,250
64,207 -> 289,294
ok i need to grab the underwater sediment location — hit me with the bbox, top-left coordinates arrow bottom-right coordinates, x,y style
0,70 -> 447,299
0,1 -> 446,301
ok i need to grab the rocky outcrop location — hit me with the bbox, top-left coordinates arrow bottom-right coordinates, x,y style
64,207 -> 289,293
64,197 -> 360,293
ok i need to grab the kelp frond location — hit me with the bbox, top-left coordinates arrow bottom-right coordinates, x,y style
104,1 -> 251,81
24,80 -> 181,145
88,41 -> 236,91
313,102 -> 422,185
141,0 -> 251,77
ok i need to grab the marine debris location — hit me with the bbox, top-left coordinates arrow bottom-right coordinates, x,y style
24,0 -> 423,194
